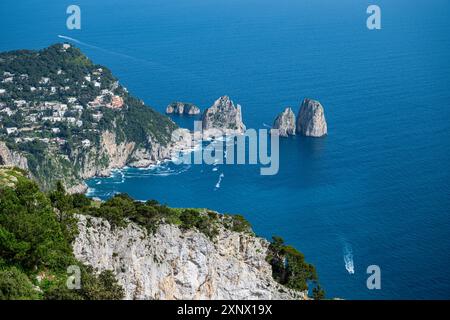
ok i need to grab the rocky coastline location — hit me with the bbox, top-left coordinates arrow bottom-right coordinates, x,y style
0,44 -> 324,301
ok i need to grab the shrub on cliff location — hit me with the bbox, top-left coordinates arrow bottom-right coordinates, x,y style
0,267 -> 39,300
179,209 -> 219,239
44,266 -> 124,300
267,236 -> 323,297
0,173 -> 124,300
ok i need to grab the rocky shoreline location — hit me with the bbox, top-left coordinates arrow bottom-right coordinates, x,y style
68,130 -> 196,194
74,95 -> 249,195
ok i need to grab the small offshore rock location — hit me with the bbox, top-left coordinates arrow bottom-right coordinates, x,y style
296,98 -> 327,137
166,102 -> 200,115
273,107 -> 296,137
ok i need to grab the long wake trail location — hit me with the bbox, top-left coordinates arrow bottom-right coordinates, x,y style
57,35 -> 222,90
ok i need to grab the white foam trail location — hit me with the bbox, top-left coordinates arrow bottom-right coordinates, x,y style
57,35 -> 222,89
343,244 -> 355,274
212,167 -> 218,172
58,35 -> 105,52
58,35 -> 82,44
263,123 -> 271,128
215,173 -> 224,189
58,35 -> 145,60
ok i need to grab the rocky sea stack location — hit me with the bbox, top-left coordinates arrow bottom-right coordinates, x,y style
272,107 -> 296,137
201,96 -> 246,134
166,102 -> 200,115
296,98 -> 327,137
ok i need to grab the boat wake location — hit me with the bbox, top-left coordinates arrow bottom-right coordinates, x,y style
128,162 -> 190,177
343,244 -> 355,274
215,173 -> 224,190
108,169 -> 125,183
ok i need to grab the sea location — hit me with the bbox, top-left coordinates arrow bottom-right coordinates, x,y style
1,0 -> 450,299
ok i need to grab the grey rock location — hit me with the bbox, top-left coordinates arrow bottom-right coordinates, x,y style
201,96 -> 246,133
0,141 -> 28,170
166,102 -> 200,115
273,107 -> 296,137
296,98 -> 327,137
73,214 -> 307,300
72,130 -> 174,188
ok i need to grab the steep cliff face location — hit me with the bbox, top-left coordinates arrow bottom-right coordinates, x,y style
273,107 -> 296,137
66,130 -> 174,193
296,99 -> 327,137
77,131 -> 171,177
73,215 -> 307,300
201,96 -> 246,134
0,127 -> 176,194
166,102 -> 200,115
0,142 -> 28,170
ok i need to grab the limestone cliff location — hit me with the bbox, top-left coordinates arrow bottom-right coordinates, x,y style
76,131 -> 171,178
296,98 -> 328,137
201,96 -> 246,135
273,107 -> 296,137
166,102 -> 201,115
73,215 -> 307,300
66,130 -> 176,193
0,142 -> 28,170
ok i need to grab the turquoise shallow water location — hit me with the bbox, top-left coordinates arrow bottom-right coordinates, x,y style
1,0 -> 450,299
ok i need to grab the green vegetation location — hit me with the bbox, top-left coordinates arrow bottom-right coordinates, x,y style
0,168 -> 256,300
0,167 -> 124,300
267,236 -> 324,297
312,284 -> 326,300
0,44 -> 177,191
78,193 -> 251,240
0,267 -> 40,300
0,168 -> 323,299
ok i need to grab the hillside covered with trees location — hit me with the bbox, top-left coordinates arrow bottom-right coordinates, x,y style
0,44 -> 177,190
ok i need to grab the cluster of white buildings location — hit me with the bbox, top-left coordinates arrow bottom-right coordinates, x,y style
0,63 -> 126,152
0,98 -> 89,148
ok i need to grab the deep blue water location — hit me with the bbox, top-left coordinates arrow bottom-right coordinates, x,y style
2,0 -> 450,299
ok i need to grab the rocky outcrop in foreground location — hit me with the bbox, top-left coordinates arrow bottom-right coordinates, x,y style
296,98 -> 327,137
272,107 -> 296,137
166,102 -> 200,115
73,215 -> 306,300
201,96 -> 246,134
